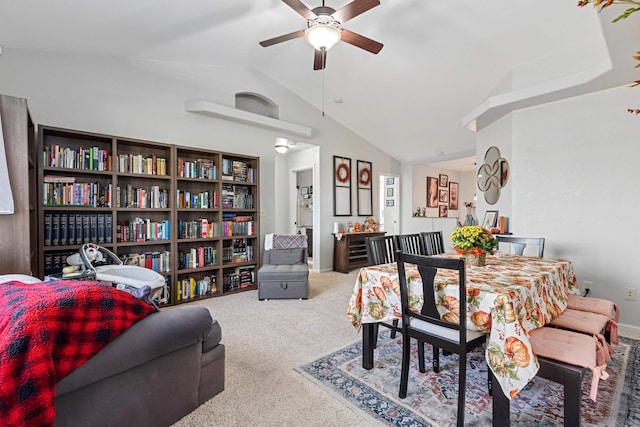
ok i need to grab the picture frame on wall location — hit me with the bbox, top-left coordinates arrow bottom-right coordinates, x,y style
386,188 -> 393,197
449,182 -> 459,210
301,186 -> 309,195
439,190 -> 448,203
439,174 -> 448,187
357,160 -> 373,216
386,200 -> 394,207
427,176 -> 439,207
386,177 -> 395,185
333,155 -> 352,216
439,205 -> 448,217
483,210 -> 499,229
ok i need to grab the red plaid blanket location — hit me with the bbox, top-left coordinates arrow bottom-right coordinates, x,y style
0,279 -> 157,426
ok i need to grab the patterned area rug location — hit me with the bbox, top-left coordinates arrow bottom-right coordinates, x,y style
298,335 -> 639,426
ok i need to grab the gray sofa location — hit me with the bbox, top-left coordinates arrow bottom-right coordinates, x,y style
258,247 -> 309,300
54,305 -> 224,427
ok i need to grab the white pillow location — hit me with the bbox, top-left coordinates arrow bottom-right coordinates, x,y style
0,274 -> 43,284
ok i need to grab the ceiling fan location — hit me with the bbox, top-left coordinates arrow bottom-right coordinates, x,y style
259,0 -> 383,70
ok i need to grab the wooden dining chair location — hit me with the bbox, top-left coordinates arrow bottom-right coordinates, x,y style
420,231 -> 445,255
496,236 -> 545,258
396,252 -> 486,427
365,235 -> 397,266
365,235 -> 401,340
395,233 -> 425,255
492,326 -> 609,427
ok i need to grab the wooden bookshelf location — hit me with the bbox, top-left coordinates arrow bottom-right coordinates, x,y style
37,125 -> 259,305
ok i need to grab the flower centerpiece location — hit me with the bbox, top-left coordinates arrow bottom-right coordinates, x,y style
449,225 -> 498,267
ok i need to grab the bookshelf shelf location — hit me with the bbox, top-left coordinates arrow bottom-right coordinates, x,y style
37,126 -> 260,306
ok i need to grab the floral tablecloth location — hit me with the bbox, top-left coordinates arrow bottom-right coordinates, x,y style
346,252 -> 581,398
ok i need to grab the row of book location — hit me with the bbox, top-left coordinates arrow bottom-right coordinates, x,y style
176,190 -> 217,209
122,251 -> 171,273
177,219 -> 218,239
117,153 -> 167,176
222,238 -> 253,263
221,215 -> 255,237
117,218 -> 170,242
43,178 -> 112,207
116,185 -> 168,209
175,275 -> 216,301
178,246 -> 217,270
44,213 -> 113,247
221,159 -> 255,183
43,145 -> 111,171
221,184 -> 254,209
177,158 -> 216,180
223,266 -> 254,291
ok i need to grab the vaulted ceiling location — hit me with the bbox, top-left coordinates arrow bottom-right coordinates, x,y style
0,1 -> 633,164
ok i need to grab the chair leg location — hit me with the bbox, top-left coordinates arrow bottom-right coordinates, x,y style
487,366 -> 493,396
432,346 -> 440,373
373,323 -> 379,349
399,336 -> 411,399
491,370 -> 510,426
564,370 -> 582,427
457,353 -> 466,427
391,319 -> 399,339
418,340 -> 425,373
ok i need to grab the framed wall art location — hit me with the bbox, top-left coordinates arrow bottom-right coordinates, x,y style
439,190 -> 449,203
357,160 -> 373,216
427,176 -> 439,207
449,182 -> 459,210
439,174 -> 448,187
333,155 -> 352,216
439,205 -> 448,217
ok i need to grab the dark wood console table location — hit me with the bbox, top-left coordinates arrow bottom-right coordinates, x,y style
332,231 -> 386,274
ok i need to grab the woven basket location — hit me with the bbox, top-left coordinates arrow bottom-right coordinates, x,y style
464,252 -> 487,267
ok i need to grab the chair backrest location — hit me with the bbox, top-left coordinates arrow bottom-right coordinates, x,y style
396,251 -> 468,342
420,231 -> 445,256
365,235 -> 398,265
395,233 -> 425,255
496,236 -> 545,258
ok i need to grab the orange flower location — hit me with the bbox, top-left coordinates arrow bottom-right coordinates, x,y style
504,336 -> 530,368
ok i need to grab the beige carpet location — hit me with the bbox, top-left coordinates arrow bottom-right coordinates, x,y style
170,270 -> 380,427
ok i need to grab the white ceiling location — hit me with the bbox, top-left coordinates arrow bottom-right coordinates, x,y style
0,1 -> 626,164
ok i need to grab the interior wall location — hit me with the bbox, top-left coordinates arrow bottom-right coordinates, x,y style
478,85 -> 640,331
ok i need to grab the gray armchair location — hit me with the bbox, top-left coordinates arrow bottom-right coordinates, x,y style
258,234 -> 309,300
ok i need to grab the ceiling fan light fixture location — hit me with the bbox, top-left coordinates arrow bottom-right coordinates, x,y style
304,23 -> 341,51
275,137 -> 295,154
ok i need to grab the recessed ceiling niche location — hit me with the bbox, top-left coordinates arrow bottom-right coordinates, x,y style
235,92 -> 279,120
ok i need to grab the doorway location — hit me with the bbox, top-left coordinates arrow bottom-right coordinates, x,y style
295,168 -> 313,268
379,174 -> 400,235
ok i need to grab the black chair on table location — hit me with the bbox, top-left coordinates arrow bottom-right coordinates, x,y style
364,235 -> 401,340
395,233 -> 425,256
420,231 -> 445,255
396,252 -> 486,427
496,235 -> 545,258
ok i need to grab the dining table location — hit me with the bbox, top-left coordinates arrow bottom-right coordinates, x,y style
345,252 -> 582,399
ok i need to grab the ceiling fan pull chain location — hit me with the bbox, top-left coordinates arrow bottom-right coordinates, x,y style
322,52 -> 326,117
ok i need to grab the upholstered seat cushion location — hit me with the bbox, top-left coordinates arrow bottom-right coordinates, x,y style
567,294 -> 619,344
410,318 -> 485,343
258,263 -> 309,281
529,327 -> 609,401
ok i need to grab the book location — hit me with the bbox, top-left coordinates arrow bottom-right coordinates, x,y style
52,213 -> 60,246
44,213 -> 52,247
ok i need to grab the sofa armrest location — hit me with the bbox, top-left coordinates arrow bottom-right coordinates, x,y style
57,305 -> 214,395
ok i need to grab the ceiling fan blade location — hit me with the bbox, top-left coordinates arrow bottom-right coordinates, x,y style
313,49 -> 327,70
332,0 -> 380,24
340,29 -> 383,54
259,29 -> 305,47
282,0 -> 317,20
